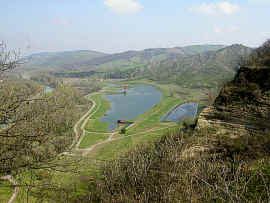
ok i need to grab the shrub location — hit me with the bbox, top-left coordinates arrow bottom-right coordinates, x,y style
181,117 -> 196,130
79,128 -> 270,202
248,39 -> 270,67
120,128 -> 127,134
265,90 -> 270,97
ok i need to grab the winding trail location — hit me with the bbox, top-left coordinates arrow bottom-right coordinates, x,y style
72,94 -> 178,156
77,126 -> 175,156
79,131 -> 118,156
74,99 -> 97,149
71,101 -> 95,148
0,175 -> 18,203
73,96 -> 120,156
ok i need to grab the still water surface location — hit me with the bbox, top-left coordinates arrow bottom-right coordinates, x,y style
100,84 -> 162,130
161,102 -> 198,122
44,86 -> 54,93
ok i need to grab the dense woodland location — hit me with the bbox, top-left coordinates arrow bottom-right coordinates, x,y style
30,74 -> 63,88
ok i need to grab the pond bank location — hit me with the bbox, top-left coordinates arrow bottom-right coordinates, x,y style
100,84 -> 163,131
161,102 -> 198,122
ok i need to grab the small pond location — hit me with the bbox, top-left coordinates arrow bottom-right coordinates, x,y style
161,102 -> 198,122
44,86 -> 55,93
100,84 -> 162,131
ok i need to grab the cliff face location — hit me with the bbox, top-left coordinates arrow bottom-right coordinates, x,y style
197,66 -> 270,137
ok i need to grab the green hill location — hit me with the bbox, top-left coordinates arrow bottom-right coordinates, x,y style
21,50 -> 108,72
20,45 -> 225,74
178,44 -> 226,55
76,45 -> 225,72
142,44 -> 253,88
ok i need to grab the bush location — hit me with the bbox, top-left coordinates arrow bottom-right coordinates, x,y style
77,128 -> 270,203
120,128 -> 127,134
181,117 -> 196,130
248,39 -> 270,67
265,91 -> 270,97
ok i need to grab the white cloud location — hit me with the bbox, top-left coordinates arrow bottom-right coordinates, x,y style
218,2 -> 239,15
104,0 -> 143,14
214,26 -> 223,33
196,2 -> 240,15
214,25 -> 239,34
198,3 -> 217,15
260,32 -> 270,38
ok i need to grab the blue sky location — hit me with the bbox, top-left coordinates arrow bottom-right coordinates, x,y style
0,0 -> 269,55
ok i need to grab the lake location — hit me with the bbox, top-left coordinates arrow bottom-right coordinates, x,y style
161,102 -> 198,122
100,84 -> 162,130
44,86 -> 55,93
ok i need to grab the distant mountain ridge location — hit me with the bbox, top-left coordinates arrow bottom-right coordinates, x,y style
22,50 -> 108,71
82,45 -> 226,69
21,45 -> 225,72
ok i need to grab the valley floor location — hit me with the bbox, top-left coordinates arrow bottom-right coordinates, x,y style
75,80 -> 195,159
0,79 -> 207,203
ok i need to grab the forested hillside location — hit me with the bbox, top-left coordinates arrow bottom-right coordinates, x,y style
140,44 -> 253,88
21,50 -> 108,72
20,45 -> 225,75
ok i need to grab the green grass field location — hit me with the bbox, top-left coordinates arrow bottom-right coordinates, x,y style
0,181 -> 13,203
87,126 -> 180,161
80,80 -> 185,161
79,132 -> 109,149
84,94 -> 111,133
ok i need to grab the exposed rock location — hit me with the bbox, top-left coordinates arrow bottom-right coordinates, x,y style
196,66 -> 270,137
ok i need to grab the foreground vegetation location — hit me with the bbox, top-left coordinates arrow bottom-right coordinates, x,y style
0,44 -> 92,202
77,126 -> 270,202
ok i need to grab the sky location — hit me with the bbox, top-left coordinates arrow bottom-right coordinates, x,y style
0,0 -> 269,55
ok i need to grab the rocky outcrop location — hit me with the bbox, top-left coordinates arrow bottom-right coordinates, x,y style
196,66 -> 270,137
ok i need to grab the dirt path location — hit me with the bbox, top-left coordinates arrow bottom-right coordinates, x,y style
72,99 -> 177,156
78,131 -> 119,156
70,99 -> 96,149
78,126 -> 175,156
74,100 -> 101,150
73,94 -> 121,155
0,175 -> 18,203
71,90 -> 177,157
84,130 -> 112,135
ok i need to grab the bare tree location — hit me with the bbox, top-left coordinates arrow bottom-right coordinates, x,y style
0,43 -> 87,203
0,42 -> 20,75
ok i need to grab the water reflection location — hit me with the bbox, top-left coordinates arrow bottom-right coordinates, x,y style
161,102 -> 198,122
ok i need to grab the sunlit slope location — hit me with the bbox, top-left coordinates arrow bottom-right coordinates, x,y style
21,45 -> 225,73
21,50 -> 108,71
143,44 -> 253,88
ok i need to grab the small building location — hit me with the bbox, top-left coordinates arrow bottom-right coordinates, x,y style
117,120 -> 133,124
121,84 -> 129,88
117,120 -> 126,124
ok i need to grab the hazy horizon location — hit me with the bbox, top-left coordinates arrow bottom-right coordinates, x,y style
1,0 -> 269,56
26,43 -> 230,56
